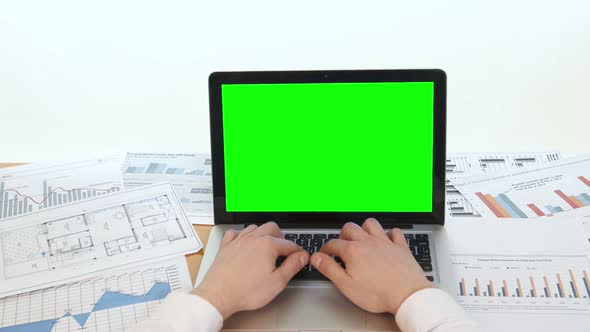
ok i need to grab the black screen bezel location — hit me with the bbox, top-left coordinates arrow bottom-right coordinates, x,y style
209,69 -> 446,228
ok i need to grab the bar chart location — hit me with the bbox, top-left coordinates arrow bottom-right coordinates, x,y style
445,152 -> 561,217
122,153 -> 213,219
122,153 -> 212,176
0,157 -> 124,220
453,255 -> 590,314
452,156 -> 590,219
0,181 -> 120,219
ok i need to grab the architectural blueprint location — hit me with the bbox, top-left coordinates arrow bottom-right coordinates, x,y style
0,183 -> 201,297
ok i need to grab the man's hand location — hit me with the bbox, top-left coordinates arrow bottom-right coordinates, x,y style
311,218 -> 432,315
193,222 -> 310,319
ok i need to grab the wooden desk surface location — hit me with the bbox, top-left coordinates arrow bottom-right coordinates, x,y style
0,162 -> 212,286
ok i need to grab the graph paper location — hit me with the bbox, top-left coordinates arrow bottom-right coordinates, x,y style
0,256 -> 192,332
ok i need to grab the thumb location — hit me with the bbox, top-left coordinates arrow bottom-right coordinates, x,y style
273,251 -> 309,286
311,252 -> 351,286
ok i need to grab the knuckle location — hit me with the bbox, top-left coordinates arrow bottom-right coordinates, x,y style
342,222 -> 356,232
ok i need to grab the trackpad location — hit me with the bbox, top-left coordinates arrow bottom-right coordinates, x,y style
224,286 -> 397,331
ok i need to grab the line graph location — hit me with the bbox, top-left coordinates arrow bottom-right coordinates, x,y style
0,283 -> 170,332
2,183 -> 118,206
0,258 -> 191,332
0,157 -> 124,220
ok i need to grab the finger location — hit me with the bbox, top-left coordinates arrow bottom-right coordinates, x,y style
391,228 -> 412,253
273,251 -> 309,286
272,237 -> 304,256
250,221 -> 283,239
361,218 -> 388,240
235,224 -> 258,240
386,230 -> 396,243
319,238 -> 351,260
311,252 -> 352,286
220,229 -> 238,248
339,222 -> 369,241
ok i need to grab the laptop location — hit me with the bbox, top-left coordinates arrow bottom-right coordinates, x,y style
197,69 -> 447,331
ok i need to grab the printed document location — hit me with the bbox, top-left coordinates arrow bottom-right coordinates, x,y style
122,153 -> 213,224
0,183 -> 201,297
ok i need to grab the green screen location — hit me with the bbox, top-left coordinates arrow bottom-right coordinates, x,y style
221,82 -> 434,212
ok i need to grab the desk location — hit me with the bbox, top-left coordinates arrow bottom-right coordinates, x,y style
0,162 -> 212,286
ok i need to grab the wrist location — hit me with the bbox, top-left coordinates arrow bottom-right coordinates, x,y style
389,281 -> 434,315
192,286 -> 235,320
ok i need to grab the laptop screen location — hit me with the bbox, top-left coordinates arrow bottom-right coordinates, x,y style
220,82 -> 434,213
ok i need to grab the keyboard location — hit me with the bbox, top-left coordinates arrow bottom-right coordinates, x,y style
277,232 -> 434,282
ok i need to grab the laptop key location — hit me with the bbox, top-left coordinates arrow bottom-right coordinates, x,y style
313,234 -> 327,239
426,276 -> 434,282
327,234 -> 339,239
309,239 -> 322,247
418,246 -> 430,255
285,233 -> 298,240
303,246 -> 316,254
296,238 -> 309,246
419,262 -> 433,272
299,234 -> 313,239
416,255 -> 431,263
411,238 -> 429,247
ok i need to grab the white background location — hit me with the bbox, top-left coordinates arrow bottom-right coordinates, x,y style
1,0 -> 589,162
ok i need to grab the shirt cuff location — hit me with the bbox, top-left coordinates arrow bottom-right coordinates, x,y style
395,288 -> 479,332
134,292 -> 223,332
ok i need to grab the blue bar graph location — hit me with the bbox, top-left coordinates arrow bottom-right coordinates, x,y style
570,282 -> 579,298
165,168 -> 185,175
497,194 -> 528,218
459,281 -> 464,296
557,283 -> 564,298
578,194 -> 590,206
583,277 -> 590,298
125,166 -> 146,173
146,163 -> 167,174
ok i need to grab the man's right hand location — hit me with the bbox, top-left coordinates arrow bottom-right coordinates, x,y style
310,218 -> 433,315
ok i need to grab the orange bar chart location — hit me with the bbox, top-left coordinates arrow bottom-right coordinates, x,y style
530,276 -> 538,297
543,276 -> 552,298
569,270 -> 580,298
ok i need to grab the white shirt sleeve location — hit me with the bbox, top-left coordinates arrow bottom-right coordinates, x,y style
131,288 -> 479,332
130,292 -> 223,332
395,288 -> 482,332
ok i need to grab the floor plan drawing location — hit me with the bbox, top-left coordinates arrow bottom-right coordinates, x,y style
0,183 -> 201,297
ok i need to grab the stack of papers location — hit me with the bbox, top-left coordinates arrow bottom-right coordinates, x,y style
0,157 -> 202,332
445,151 -> 590,321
